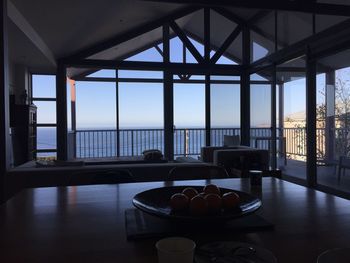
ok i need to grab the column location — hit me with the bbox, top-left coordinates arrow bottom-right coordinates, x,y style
306,50 -> 317,187
163,24 -> 173,160
56,62 -> 68,160
240,26 -> 250,146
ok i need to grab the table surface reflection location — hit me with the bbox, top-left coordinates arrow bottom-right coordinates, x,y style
1,178 -> 350,263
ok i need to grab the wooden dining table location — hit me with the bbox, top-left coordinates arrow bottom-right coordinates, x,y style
1,177 -> 350,263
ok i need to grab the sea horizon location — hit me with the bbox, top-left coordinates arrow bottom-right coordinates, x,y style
36,125 -> 272,158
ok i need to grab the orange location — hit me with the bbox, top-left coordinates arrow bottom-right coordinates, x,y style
170,193 -> 189,211
222,192 -> 240,210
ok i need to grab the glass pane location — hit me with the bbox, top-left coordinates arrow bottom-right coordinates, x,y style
278,60 -> 307,180
252,40 -> 270,62
316,48 -> 350,193
37,127 -> 57,150
251,73 -> 268,81
174,80 -> 205,157
119,83 -> 163,129
75,81 -> 116,129
33,101 -> 56,124
188,75 -> 205,80
189,37 -> 204,59
118,70 -> 162,79
32,75 -> 56,98
185,46 -> 199,64
170,36 -> 203,64
210,83 -> 240,146
211,75 -> 240,81
250,84 -> 272,153
67,80 -> 72,131
125,47 -> 163,62
119,82 -> 164,156
36,152 -> 57,160
170,36 -> 184,63
216,55 -> 238,65
251,84 -> 271,128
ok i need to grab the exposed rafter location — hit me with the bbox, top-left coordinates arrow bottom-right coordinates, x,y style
169,20 -> 204,63
141,0 -> 350,16
62,6 -> 201,62
204,7 -> 210,62
7,0 -> 56,67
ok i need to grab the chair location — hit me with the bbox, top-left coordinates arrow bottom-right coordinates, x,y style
69,168 -> 134,186
167,165 -> 229,181
213,149 -> 269,178
338,156 -> 350,182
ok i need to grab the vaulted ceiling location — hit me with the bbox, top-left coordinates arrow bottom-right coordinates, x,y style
7,0 -> 350,75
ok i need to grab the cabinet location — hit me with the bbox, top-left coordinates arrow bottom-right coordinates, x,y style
11,104 -> 37,165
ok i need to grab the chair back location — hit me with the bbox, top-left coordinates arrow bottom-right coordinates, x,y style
167,165 -> 228,181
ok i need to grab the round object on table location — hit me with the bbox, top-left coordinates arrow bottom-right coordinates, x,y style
156,237 -> 196,263
182,187 -> 199,200
170,193 -> 189,211
133,186 -> 261,222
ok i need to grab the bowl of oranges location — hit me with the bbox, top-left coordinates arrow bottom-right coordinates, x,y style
133,184 -> 261,222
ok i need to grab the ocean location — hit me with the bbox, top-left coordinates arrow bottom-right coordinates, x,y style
37,127 -> 271,158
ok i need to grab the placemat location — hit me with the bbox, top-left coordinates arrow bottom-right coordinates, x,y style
125,209 -> 274,241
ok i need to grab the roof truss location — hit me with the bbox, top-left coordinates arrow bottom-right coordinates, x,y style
62,6 -> 201,62
64,5 -> 349,80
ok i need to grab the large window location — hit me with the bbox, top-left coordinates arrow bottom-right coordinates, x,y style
316,49 -> 350,194
32,75 -> 57,159
277,58 -> 307,181
210,76 -> 240,146
174,78 -> 205,156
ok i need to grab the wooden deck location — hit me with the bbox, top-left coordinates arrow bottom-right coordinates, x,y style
278,158 -> 350,193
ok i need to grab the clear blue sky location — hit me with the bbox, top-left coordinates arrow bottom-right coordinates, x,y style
33,36 -> 326,130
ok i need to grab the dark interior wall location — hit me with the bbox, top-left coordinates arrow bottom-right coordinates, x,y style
0,0 -> 10,204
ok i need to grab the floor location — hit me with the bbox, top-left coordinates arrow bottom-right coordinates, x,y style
277,158 -> 350,194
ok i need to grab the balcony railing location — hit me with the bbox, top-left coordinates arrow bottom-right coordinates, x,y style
73,127 -> 350,161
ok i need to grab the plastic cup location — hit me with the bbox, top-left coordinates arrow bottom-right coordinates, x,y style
156,237 -> 196,263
